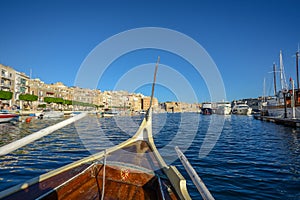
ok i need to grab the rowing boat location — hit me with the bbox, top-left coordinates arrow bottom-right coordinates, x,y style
0,58 -> 192,200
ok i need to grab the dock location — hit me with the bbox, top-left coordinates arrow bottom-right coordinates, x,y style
254,115 -> 300,127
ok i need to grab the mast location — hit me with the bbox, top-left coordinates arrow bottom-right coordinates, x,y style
273,63 -> 277,96
146,56 -> 159,121
263,78 -> 266,102
279,50 -> 287,90
296,51 -> 299,90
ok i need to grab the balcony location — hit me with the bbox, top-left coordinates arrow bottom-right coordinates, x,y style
1,73 -> 13,80
0,82 -> 12,89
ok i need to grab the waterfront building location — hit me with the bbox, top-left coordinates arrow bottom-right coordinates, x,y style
164,102 -> 182,112
101,91 -> 112,108
142,97 -> 158,111
0,64 -> 15,92
14,71 -> 30,107
92,89 -> 102,107
0,64 -> 164,112
128,93 -> 142,112
49,82 -> 69,99
28,78 -> 46,102
0,64 -> 16,107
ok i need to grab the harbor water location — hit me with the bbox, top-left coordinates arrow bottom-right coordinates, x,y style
0,113 -> 299,199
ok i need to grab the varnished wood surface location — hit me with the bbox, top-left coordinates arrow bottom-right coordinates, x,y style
2,141 -> 180,200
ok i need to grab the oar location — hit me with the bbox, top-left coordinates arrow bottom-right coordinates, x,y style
175,146 -> 215,200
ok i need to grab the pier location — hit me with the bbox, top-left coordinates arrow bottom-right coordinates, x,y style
254,115 -> 300,127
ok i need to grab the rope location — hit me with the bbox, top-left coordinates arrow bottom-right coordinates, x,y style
101,150 -> 106,200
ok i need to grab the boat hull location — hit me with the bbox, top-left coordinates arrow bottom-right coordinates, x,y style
0,140 -> 185,200
232,108 -> 252,115
201,108 -> 213,115
0,114 -> 19,123
215,107 -> 231,115
38,111 -> 64,118
266,106 -> 300,118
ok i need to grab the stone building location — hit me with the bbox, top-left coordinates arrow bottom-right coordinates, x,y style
14,71 -> 30,106
164,102 -> 182,113
141,97 -> 158,111
0,65 -> 15,106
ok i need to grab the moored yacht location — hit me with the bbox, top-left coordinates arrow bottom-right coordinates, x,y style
232,102 -> 252,115
214,101 -> 231,115
201,102 -> 213,115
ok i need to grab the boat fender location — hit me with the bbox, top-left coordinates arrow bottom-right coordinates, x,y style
25,117 -> 32,123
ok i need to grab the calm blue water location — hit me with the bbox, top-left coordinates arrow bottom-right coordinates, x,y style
0,114 -> 299,199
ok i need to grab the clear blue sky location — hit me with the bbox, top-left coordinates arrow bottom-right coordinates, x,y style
0,0 -> 299,103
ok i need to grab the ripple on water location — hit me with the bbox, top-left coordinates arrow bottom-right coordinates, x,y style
0,114 -> 300,199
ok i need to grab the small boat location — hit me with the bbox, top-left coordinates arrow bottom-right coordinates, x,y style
201,102 -> 213,115
232,102 -> 252,115
0,58 -> 195,200
37,110 -> 64,119
0,111 -> 19,123
70,111 -> 82,116
101,109 -> 118,117
139,110 -> 147,114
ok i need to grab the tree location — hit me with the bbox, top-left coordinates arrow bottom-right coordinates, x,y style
19,94 -> 38,110
63,100 -> 73,105
0,91 -> 13,100
44,97 -> 64,104
38,104 -> 46,108
19,94 -> 38,101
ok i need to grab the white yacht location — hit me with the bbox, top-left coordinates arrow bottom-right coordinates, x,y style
232,103 -> 252,115
214,102 -> 231,115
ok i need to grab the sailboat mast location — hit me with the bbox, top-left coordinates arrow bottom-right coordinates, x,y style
296,51 -> 299,90
263,78 -> 266,102
279,50 -> 287,90
273,63 -> 277,96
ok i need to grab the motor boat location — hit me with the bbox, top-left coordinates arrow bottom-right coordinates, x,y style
232,103 -> 252,115
0,110 -> 19,123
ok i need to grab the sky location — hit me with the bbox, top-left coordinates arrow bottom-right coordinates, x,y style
0,0 -> 300,103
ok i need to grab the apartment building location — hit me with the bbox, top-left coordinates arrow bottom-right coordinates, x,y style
128,93 -> 142,111
0,64 -> 15,107
0,64 -> 15,92
141,97 -> 158,111
1,64 -> 160,110
14,72 -> 30,105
